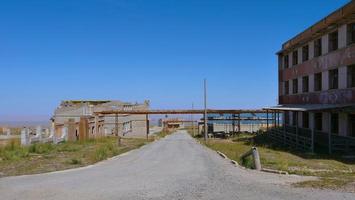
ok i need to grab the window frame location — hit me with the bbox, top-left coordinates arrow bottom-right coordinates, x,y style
302,45 -> 309,62
314,38 -> 322,57
314,72 -> 322,91
328,69 -> 339,90
292,50 -> 298,66
302,76 -> 309,93
314,113 -> 323,131
347,65 -> 355,88
330,113 -> 339,134
292,78 -> 298,94
328,30 -> 338,52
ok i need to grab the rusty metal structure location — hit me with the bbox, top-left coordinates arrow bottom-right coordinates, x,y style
95,109 -> 270,139
267,1 -> 355,154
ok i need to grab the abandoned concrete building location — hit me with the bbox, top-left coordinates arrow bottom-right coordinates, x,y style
266,1 -> 355,154
51,100 -> 150,141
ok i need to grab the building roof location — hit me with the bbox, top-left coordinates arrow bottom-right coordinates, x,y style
264,104 -> 355,112
278,1 -> 355,54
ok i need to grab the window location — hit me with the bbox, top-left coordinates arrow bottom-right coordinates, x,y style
314,73 -> 322,91
285,112 -> 290,125
328,31 -> 338,52
292,50 -> 298,66
330,113 -> 339,134
302,76 -> 309,93
315,113 -> 323,131
292,79 -> 298,94
302,45 -> 309,62
349,114 -> 355,137
284,81 -> 289,95
347,23 -> 355,45
329,69 -> 338,89
348,65 -> 355,88
314,38 -> 322,57
302,112 -> 309,129
292,112 -> 297,126
284,55 -> 289,69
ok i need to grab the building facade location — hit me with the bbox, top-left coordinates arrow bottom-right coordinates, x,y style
267,2 -> 355,154
52,100 -> 150,141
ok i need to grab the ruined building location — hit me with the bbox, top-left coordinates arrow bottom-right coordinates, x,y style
266,1 -> 355,154
52,100 -> 150,141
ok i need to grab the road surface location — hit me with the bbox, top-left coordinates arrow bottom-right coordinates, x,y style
0,130 -> 354,200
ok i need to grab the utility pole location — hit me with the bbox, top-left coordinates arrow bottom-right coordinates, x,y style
204,79 -> 208,142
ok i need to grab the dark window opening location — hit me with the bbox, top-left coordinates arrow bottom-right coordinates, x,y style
284,55 -> 289,69
302,112 -> 309,129
331,113 -> 339,134
347,23 -> 355,45
329,69 -> 338,89
292,50 -> 298,66
302,76 -> 309,93
328,31 -> 338,52
349,114 -> 355,137
285,81 -> 289,95
348,65 -> 355,88
285,112 -> 290,125
292,79 -> 298,94
314,73 -> 322,91
302,45 -> 309,62
315,113 -> 323,131
292,112 -> 298,126
314,38 -> 322,57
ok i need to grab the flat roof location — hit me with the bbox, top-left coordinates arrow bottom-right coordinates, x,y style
278,1 -> 355,54
264,104 -> 355,112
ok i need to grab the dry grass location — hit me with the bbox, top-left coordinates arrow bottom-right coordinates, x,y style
198,133 -> 355,192
0,137 -> 151,177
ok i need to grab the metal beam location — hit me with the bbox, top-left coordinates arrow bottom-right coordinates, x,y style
95,109 -> 267,115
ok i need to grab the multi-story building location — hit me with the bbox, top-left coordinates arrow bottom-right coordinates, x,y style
267,1 -> 355,154
52,100 -> 150,141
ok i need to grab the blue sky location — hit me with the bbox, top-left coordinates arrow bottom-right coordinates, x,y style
0,0 -> 350,122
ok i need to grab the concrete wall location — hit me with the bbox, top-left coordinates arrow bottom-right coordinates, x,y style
309,40 -> 314,59
322,34 -> 328,55
339,66 -> 347,89
322,70 -> 329,91
322,112 -> 330,133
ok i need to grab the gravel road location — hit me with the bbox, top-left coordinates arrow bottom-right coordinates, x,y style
0,130 -> 354,200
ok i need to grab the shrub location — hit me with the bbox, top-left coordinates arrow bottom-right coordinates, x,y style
68,158 -> 82,165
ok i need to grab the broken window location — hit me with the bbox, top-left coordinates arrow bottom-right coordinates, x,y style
292,50 -> 298,66
302,76 -> 309,93
302,112 -> 309,129
314,72 -> 322,91
328,31 -> 338,52
284,55 -> 289,69
302,45 -> 309,62
349,114 -> 355,137
329,69 -> 339,89
314,113 -> 323,131
330,113 -> 339,134
292,112 -> 298,126
347,65 -> 355,88
314,38 -> 322,57
347,23 -> 355,45
292,79 -> 298,94
284,81 -> 289,95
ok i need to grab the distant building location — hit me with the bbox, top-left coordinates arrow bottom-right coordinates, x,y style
158,118 -> 185,130
52,100 -> 150,141
267,2 -> 355,154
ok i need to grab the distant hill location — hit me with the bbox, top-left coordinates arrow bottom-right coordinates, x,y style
0,121 -> 50,128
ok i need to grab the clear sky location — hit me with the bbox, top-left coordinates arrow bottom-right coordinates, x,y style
0,0 -> 350,122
